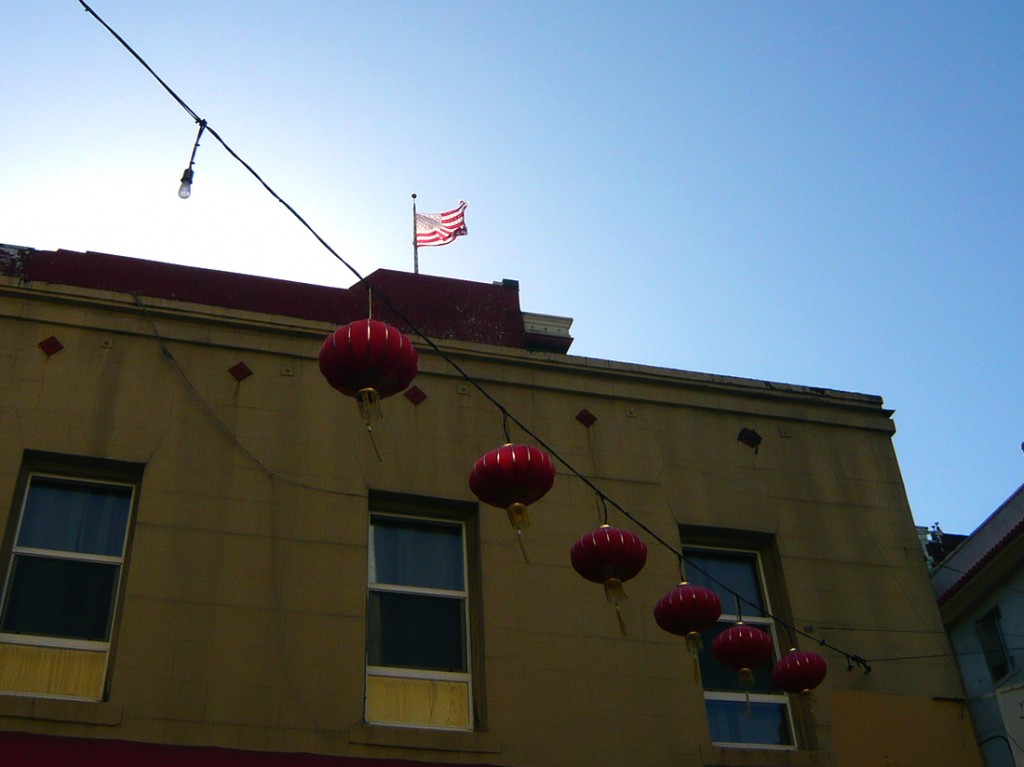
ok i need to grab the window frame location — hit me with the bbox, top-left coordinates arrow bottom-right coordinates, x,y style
364,491 -> 482,731
0,452 -> 142,702
683,542 -> 797,751
0,471 -> 136,652
976,606 -> 1014,683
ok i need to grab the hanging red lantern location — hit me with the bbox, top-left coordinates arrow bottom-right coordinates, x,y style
571,525 -> 648,602
771,649 -> 827,695
469,444 -> 555,532
318,319 -> 418,420
711,622 -> 774,686
654,582 -> 722,642
654,582 -> 722,671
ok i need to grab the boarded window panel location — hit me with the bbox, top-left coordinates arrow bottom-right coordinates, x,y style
1,556 -> 119,641
0,643 -> 107,699
17,478 -> 131,557
365,675 -> 471,730
706,699 -> 793,746
367,591 -> 466,672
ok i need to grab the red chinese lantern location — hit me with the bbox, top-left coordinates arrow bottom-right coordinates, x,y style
654,583 -> 722,644
772,649 -> 827,695
469,444 -> 555,532
318,319 -> 418,420
711,622 -> 774,686
571,525 -> 648,602
654,582 -> 722,672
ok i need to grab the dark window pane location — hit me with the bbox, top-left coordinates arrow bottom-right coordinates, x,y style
1,555 -> 119,640
977,610 -> 1011,682
371,516 -> 464,590
685,550 -> 765,617
698,621 -> 775,693
706,699 -> 793,746
367,591 -> 466,672
18,477 -> 132,557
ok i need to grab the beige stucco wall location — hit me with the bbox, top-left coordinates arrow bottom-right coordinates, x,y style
0,275 -> 979,766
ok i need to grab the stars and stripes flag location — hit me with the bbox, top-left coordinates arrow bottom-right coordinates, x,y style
415,200 -> 468,247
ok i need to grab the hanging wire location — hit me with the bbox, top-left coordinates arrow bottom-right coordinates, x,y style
79,1 -> 872,674
500,409 -> 512,444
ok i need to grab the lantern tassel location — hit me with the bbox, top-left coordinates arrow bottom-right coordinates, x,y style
355,388 -> 384,462
506,502 -> 531,531
806,694 -> 819,724
685,632 -> 704,681
740,668 -> 754,712
601,579 -> 629,636
603,578 -> 627,604
514,528 -> 529,563
366,426 -> 383,462
356,387 -> 383,422
614,601 -> 628,637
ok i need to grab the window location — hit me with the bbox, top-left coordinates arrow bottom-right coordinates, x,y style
1,475 -> 132,645
976,606 -> 1013,683
684,545 -> 795,749
0,455 -> 139,700
365,494 -> 478,731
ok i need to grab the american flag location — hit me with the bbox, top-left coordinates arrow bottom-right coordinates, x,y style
415,200 -> 468,247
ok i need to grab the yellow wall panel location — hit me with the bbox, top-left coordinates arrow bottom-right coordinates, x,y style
831,691 -> 982,767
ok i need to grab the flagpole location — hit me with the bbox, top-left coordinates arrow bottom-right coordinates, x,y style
411,193 -> 419,274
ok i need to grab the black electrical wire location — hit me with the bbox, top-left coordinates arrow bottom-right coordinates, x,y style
79,0 -> 873,673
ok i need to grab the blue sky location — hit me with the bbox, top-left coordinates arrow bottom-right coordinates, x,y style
3,2 -> 1022,536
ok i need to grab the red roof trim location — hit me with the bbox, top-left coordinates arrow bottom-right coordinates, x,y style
0,732 -> 498,767
0,247 -> 568,352
937,516 -> 1024,606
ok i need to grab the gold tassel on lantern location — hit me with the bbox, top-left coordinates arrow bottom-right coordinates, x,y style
356,388 -> 383,461
356,387 -> 383,422
740,667 -> 755,710
506,502 -> 531,531
614,602 -> 628,637
506,503 -> 531,563
686,631 -> 704,681
603,577 -> 626,604
603,578 -> 629,637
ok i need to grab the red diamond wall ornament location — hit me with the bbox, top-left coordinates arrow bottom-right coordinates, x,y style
38,336 -> 64,357
576,408 -> 597,428
229,362 -> 253,382
404,385 -> 427,406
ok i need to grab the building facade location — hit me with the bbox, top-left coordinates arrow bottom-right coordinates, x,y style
933,483 -> 1024,767
0,245 -> 981,766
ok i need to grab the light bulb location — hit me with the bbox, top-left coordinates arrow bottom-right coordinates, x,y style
178,168 -> 194,199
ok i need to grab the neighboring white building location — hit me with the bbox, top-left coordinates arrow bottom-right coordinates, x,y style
933,483 -> 1024,767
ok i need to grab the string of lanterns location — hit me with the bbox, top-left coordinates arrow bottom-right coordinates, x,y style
80,0 -> 863,690
316,317 -> 828,696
